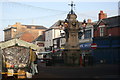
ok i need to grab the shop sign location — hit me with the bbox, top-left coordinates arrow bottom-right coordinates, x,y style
91,43 -> 97,49
80,43 -> 91,49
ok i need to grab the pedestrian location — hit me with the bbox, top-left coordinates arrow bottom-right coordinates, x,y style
30,49 -> 38,75
34,52 -> 38,74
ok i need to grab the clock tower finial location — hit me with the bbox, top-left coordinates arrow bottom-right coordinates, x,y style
68,1 -> 75,14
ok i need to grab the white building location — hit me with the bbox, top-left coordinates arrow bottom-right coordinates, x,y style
45,19 -> 95,52
79,23 -> 94,44
45,20 -> 65,51
53,36 -> 66,50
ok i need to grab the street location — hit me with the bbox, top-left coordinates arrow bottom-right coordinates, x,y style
32,63 -> 120,79
1,63 -> 120,80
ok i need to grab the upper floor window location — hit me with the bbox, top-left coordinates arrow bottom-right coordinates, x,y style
100,27 -> 104,37
78,31 -> 83,39
84,29 -> 92,39
99,25 -> 105,37
27,26 -> 31,28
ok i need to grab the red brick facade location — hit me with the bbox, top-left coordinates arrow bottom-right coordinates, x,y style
107,27 -> 120,36
94,15 -> 120,38
98,11 -> 107,20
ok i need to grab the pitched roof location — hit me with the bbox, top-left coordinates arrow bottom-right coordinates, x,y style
33,35 -> 44,42
19,32 -> 35,42
96,16 -> 120,27
15,31 -> 35,42
0,39 -> 39,50
45,20 -> 64,31
45,20 -> 96,32
50,20 -> 64,29
15,32 -> 25,38
22,25 -> 48,29
3,27 -> 17,31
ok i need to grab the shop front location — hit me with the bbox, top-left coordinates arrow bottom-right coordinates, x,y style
80,43 -> 93,66
93,36 -> 120,64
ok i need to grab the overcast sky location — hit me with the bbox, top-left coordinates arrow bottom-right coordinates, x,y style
0,0 -> 119,41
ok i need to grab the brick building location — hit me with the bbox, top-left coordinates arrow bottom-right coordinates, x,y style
94,11 -> 120,37
4,22 -> 47,42
93,11 -> 120,64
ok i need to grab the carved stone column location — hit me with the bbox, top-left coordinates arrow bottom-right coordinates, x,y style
63,13 -> 81,65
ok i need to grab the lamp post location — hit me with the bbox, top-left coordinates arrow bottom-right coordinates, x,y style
59,21 -> 64,37
78,19 -> 87,40
59,20 -> 69,39
82,19 -> 87,34
64,19 -> 69,42
81,19 -> 87,66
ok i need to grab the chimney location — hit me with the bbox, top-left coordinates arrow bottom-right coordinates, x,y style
98,10 -> 107,20
16,22 -> 21,25
87,19 -> 92,23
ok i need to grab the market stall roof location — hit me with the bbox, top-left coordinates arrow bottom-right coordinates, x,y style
0,39 -> 39,50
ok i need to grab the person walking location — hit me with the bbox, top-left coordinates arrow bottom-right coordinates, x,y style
30,49 -> 38,75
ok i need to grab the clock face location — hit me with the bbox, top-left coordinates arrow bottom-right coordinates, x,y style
72,22 -> 76,26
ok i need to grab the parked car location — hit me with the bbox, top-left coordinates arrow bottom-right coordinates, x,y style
36,51 -> 53,66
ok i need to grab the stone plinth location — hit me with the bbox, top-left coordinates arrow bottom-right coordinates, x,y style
63,49 -> 81,65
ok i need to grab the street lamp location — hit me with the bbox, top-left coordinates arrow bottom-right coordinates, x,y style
81,19 -> 88,66
82,19 -> 87,33
78,19 -> 87,39
63,19 -> 69,41
59,21 -> 64,37
59,21 -> 62,35
64,19 -> 69,27
59,20 -> 69,37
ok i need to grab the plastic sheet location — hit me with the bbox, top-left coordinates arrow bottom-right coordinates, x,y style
2,46 -> 30,68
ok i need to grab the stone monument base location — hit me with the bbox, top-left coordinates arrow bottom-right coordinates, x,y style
63,49 -> 81,66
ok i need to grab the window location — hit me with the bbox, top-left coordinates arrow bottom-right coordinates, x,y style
78,32 -> 83,39
57,39 -> 60,48
27,26 -> 31,28
37,43 -> 44,47
100,27 -> 104,37
84,30 -> 91,39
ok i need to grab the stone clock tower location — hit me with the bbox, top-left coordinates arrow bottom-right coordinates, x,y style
63,2 -> 81,65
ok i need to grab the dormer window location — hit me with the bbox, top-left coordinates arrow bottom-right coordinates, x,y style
99,25 -> 105,37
